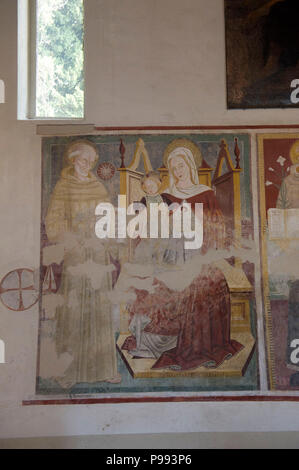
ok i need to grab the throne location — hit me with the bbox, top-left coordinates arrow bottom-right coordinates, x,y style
116,137 -> 255,378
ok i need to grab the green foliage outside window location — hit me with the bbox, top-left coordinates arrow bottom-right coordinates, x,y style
36,0 -> 84,118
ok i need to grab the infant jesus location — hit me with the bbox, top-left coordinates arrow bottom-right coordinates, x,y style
131,171 -> 165,265
133,171 -> 183,266
140,170 -> 165,206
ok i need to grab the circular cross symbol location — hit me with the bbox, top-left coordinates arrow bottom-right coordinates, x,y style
0,269 -> 39,311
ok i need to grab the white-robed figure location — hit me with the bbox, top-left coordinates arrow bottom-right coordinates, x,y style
45,140 -> 121,388
276,141 -> 299,209
276,164 -> 299,209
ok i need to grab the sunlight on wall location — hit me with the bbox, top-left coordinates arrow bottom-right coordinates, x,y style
0,80 -> 5,103
0,339 -> 5,364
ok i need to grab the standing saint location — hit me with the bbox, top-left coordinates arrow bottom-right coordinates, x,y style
276,164 -> 299,209
45,140 -> 121,388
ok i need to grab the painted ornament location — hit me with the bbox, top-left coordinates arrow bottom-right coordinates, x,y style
0,269 -> 39,311
97,162 -> 116,180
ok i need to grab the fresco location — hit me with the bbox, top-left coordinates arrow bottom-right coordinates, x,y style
36,132 -> 259,396
258,134 -> 299,390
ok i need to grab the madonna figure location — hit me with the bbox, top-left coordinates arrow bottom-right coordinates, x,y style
161,144 -> 227,259
122,140 -> 243,370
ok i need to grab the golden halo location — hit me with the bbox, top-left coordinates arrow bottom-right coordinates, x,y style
290,140 -> 299,164
63,139 -> 99,169
163,138 -> 203,169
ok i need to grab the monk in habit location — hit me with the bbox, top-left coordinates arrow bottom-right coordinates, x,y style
45,140 -> 121,388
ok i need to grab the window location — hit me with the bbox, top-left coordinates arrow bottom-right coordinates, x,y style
18,0 -> 84,119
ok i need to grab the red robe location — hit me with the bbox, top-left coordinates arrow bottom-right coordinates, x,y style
122,189 -> 243,370
161,189 -> 229,253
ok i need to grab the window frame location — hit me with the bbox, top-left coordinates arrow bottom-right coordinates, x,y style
18,0 -> 85,121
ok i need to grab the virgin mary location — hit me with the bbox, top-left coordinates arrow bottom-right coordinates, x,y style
122,141 -> 243,370
161,144 -> 228,255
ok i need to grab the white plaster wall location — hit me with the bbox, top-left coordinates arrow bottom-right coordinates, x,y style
86,0 -> 299,126
1,0 -> 299,439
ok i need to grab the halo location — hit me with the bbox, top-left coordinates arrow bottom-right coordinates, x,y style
290,140 -> 299,164
163,138 -> 203,169
63,139 -> 99,169
97,162 -> 116,180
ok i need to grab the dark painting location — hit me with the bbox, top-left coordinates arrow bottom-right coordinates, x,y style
225,0 -> 299,108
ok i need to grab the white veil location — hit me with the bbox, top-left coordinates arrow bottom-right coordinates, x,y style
164,147 -> 211,198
